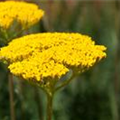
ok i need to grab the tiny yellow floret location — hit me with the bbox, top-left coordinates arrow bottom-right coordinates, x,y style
0,1 -> 44,29
0,33 -> 106,82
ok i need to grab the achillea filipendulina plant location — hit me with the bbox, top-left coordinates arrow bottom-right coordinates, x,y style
0,32 -> 106,120
0,1 -> 44,29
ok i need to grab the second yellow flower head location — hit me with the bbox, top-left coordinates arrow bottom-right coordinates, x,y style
0,1 -> 44,29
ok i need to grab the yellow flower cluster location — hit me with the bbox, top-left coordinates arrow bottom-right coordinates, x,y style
0,33 -> 106,82
0,1 -> 44,29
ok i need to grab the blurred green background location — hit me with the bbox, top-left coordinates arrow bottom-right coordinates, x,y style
0,0 -> 120,120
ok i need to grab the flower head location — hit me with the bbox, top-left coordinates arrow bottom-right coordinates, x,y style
0,33 -> 106,82
0,1 -> 44,29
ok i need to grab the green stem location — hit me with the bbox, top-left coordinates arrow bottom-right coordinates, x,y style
9,73 -> 16,120
55,72 -> 76,92
47,93 -> 53,120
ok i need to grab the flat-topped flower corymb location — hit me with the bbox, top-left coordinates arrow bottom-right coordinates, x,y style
0,32 -> 106,85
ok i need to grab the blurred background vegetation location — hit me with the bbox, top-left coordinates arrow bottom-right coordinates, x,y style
0,0 -> 120,120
